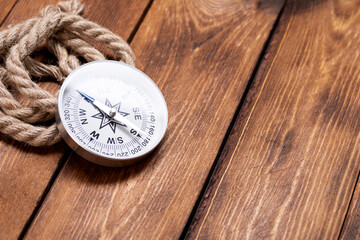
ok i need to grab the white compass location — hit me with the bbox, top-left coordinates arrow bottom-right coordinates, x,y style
55,61 -> 168,167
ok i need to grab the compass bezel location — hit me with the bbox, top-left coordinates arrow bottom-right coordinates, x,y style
55,60 -> 168,167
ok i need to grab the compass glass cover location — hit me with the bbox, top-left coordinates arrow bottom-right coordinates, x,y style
56,61 -> 168,166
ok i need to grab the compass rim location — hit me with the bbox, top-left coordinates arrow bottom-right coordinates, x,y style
56,60 -> 168,167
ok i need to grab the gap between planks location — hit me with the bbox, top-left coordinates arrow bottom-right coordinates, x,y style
17,1 -> 155,239
0,0 -> 153,239
18,149 -> 73,240
0,0 -> 18,27
179,0 -> 289,238
185,0 -> 360,238
22,1 -> 287,239
338,170 -> 360,239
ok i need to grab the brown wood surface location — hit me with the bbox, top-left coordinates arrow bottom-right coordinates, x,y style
340,173 -> 360,239
0,0 -> 150,239
24,0 -> 285,239
186,0 -> 360,239
2,0 -> 359,239
0,0 -> 16,26
0,1 -> 66,239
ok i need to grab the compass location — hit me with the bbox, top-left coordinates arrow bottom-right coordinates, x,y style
55,61 -> 168,167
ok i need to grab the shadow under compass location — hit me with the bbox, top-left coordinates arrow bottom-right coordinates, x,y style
63,134 -> 169,186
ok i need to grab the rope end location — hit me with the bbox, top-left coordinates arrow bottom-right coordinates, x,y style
58,0 -> 84,15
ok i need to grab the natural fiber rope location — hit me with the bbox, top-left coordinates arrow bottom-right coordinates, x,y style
0,0 -> 135,146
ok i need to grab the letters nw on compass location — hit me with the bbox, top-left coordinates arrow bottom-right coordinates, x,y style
91,99 -> 129,133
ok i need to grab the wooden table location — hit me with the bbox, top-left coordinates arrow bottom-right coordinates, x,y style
1,0 -> 359,239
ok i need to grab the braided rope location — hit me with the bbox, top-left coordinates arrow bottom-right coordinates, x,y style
0,0 -> 135,146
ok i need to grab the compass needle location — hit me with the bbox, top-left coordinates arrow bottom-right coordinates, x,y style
56,61 -> 168,167
77,90 -> 147,136
77,90 -> 95,102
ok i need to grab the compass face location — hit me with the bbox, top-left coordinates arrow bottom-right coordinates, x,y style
56,61 -> 168,167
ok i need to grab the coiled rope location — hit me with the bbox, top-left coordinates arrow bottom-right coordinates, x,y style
0,0 -> 135,146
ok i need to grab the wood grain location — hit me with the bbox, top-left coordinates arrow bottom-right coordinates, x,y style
0,0 -> 150,239
186,0 -> 360,239
24,0 -> 285,239
340,173 -> 360,239
0,0 -> 16,26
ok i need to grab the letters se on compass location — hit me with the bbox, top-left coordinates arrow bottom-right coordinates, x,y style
61,82 -> 156,160
56,61 -> 168,166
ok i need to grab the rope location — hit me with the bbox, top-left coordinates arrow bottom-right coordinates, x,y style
0,0 -> 135,146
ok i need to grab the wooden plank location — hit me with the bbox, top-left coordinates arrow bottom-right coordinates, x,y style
340,173 -> 360,239
0,0 -> 150,239
185,0 -> 360,239
25,0 -> 285,239
0,0 -> 16,26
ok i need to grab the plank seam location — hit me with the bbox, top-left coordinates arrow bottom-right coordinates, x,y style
337,170 -> 360,239
189,2 -> 296,239
179,1 -> 291,239
18,148 -> 73,240
127,0 -> 154,43
15,0 -> 155,237
0,0 -> 19,27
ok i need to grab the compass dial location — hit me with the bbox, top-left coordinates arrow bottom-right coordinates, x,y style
56,61 -> 168,167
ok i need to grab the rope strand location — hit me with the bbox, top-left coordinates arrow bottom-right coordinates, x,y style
0,0 -> 135,146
